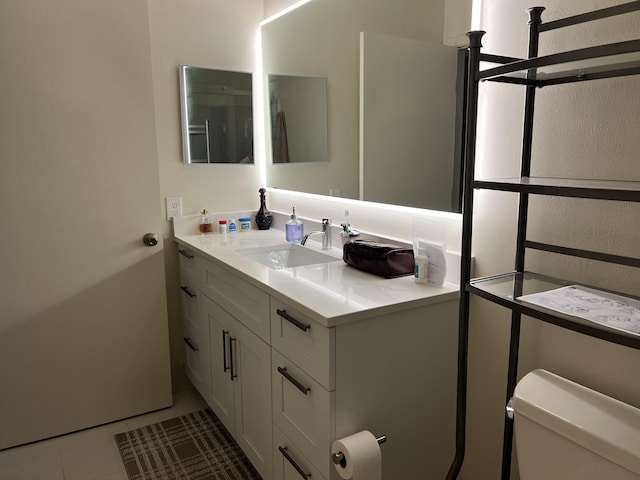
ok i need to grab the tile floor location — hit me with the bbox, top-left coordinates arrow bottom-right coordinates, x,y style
0,388 -> 208,480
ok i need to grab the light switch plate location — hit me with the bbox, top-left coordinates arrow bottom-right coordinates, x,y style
165,197 -> 182,220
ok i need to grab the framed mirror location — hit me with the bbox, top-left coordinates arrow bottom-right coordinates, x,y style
179,65 -> 254,164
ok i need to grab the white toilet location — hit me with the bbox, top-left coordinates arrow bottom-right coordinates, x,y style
512,369 -> 640,479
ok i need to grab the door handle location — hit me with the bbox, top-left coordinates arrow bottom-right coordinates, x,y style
143,233 -> 159,246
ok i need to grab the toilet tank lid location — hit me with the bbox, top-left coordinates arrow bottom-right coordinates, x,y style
513,369 -> 640,475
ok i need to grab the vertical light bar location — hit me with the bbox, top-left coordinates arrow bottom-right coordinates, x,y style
254,28 -> 267,186
471,0 -> 483,30
256,0 -> 314,187
179,65 -> 192,164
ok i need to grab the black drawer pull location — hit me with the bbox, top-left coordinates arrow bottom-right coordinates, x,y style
229,336 -> 237,380
183,337 -> 198,352
178,249 -> 194,259
222,330 -> 229,373
277,366 -> 310,395
180,286 -> 196,298
278,446 -> 311,479
276,309 -> 310,332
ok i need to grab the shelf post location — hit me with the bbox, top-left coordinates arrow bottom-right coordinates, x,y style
501,7 -> 545,480
447,29 -> 485,480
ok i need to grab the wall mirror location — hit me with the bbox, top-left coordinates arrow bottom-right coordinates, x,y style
179,65 -> 254,164
269,74 -> 328,164
261,0 -> 466,212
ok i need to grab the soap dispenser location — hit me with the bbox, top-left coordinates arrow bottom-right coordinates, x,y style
285,207 -> 304,243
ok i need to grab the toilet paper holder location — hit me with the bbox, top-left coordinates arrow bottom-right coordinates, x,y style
332,434 -> 387,467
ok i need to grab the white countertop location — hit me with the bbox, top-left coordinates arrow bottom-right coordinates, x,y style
174,228 -> 459,327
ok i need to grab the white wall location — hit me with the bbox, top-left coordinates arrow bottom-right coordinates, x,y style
463,1 -> 640,478
264,0 -> 299,18
147,0 -> 264,386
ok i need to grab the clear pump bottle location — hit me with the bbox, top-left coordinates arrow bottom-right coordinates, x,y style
285,207 -> 304,243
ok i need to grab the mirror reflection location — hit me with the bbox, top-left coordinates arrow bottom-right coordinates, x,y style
179,65 -> 254,164
269,74 -> 328,164
261,0 -> 465,212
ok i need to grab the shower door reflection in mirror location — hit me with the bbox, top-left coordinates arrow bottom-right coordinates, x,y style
179,65 -> 254,164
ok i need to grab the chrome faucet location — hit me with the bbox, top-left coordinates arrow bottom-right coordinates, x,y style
301,218 -> 332,250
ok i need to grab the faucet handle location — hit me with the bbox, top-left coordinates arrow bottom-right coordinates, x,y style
322,218 -> 331,225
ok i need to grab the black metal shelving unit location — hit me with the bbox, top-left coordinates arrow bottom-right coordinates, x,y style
447,2 -> 640,479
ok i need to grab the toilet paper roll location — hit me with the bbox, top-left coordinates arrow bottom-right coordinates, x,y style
331,430 -> 382,480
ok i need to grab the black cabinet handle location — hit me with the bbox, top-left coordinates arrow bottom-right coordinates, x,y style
229,337 -> 237,380
178,249 -> 194,259
180,286 -> 196,298
278,446 -> 311,479
183,337 -> 198,352
276,309 -> 310,332
222,330 -> 229,373
277,366 -> 310,395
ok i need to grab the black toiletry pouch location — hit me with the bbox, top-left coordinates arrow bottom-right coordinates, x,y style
343,240 -> 415,278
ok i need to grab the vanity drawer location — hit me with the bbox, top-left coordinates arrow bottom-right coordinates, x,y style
177,246 -> 200,281
182,315 -> 210,399
197,256 -> 270,343
271,300 -> 335,390
273,425 -> 327,480
179,278 -> 210,398
272,350 -> 334,479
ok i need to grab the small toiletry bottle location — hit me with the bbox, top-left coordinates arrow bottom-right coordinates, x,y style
218,220 -> 227,234
238,217 -> 251,232
340,209 -> 360,245
414,255 -> 429,284
228,218 -> 237,233
199,209 -> 213,233
285,207 -> 304,243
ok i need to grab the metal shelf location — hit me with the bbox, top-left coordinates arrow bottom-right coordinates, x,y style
467,272 -> 640,350
448,3 -> 640,479
472,176 -> 640,201
478,40 -> 640,86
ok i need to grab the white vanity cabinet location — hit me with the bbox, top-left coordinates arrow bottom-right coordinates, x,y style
202,294 -> 272,479
270,298 -> 458,480
178,247 -> 210,397
175,228 -> 459,480
271,301 -> 335,480
177,249 -> 273,480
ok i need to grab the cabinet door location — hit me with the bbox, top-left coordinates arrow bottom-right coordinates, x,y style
179,278 -> 210,397
233,320 -> 273,480
202,295 -> 236,435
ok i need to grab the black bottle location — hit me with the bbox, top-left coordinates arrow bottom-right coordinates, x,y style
255,187 -> 273,230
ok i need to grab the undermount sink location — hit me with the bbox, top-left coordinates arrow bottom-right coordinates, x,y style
237,243 -> 339,270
